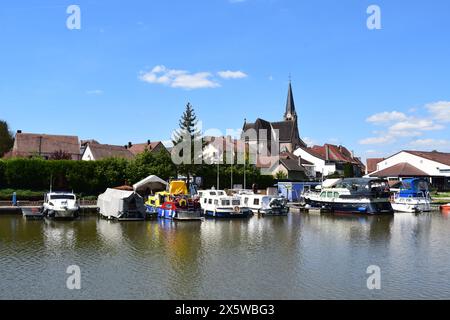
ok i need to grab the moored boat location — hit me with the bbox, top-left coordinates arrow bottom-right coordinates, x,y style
199,189 -> 252,218
391,178 -> 432,213
43,192 -> 80,220
97,188 -> 147,221
146,181 -> 203,221
302,178 -> 394,215
238,192 -> 289,216
441,204 -> 450,215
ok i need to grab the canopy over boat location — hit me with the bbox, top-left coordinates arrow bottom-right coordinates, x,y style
133,175 -> 168,193
97,188 -> 146,219
397,178 -> 429,197
169,181 -> 188,195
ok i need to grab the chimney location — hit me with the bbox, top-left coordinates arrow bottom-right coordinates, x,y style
128,142 -> 132,148
17,130 -> 22,134
325,145 -> 330,161
147,140 -> 151,145
298,155 -> 302,166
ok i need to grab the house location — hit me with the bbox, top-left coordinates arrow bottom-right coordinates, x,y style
81,142 -> 134,161
257,151 -> 315,181
366,150 -> 450,191
6,130 -> 81,160
127,140 -> 168,156
294,144 -> 365,178
242,81 -> 307,154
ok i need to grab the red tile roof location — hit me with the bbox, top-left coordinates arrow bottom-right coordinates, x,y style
310,144 -> 359,164
12,133 -> 80,159
366,158 -> 385,174
369,162 -> 428,178
404,150 -> 450,166
128,141 -> 166,155
87,143 -> 134,160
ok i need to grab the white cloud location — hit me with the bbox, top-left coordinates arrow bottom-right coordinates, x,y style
366,111 -> 408,124
303,137 -> 318,147
140,65 -> 220,90
409,138 -> 450,147
426,101 -> 450,123
217,70 -> 248,79
86,89 -> 103,95
361,103 -> 449,146
389,119 -> 444,132
359,136 -> 392,145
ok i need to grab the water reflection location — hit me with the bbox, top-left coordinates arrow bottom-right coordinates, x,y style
1,211 -> 449,299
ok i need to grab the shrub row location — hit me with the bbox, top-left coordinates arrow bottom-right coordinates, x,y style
0,151 -> 274,196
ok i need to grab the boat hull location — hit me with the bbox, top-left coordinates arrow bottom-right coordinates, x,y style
392,201 -> 431,213
45,208 -> 79,220
305,199 -> 394,215
157,207 -> 203,221
204,209 -> 252,219
255,207 -> 289,216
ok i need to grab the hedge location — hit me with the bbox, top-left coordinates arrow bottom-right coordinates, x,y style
0,151 -> 275,196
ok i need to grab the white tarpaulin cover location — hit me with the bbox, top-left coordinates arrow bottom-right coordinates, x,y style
133,175 -> 168,193
97,188 -> 146,219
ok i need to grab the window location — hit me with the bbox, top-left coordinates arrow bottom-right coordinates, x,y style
222,200 -> 230,206
253,199 -> 260,205
210,192 -> 216,196
327,192 -> 333,198
214,200 -> 219,205
50,195 -> 75,200
203,198 -> 207,204
208,199 -> 212,204
244,198 -> 248,205
232,200 -> 240,206
320,192 -> 327,198
333,192 -> 339,198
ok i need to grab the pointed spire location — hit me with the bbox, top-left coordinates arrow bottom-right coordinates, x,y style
284,80 -> 297,121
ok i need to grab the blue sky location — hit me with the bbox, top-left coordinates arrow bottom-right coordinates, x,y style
1,0 -> 449,160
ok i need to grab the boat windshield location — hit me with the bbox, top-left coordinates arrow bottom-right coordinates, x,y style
50,195 -> 75,200
336,178 -> 389,196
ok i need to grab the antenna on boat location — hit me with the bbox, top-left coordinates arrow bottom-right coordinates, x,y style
50,174 -> 53,193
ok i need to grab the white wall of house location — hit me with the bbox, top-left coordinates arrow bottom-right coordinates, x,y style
375,151 -> 450,177
81,145 -> 95,161
294,148 -> 336,176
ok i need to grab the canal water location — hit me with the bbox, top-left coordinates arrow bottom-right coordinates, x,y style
1,212 -> 449,299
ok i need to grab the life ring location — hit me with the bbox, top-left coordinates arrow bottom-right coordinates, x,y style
233,206 -> 240,213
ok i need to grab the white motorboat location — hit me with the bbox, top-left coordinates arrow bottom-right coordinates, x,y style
198,189 -> 252,218
236,191 -> 289,215
43,192 -> 80,219
391,178 -> 432,213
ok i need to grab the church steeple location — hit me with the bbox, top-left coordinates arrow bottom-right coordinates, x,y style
284,81 -> 297,121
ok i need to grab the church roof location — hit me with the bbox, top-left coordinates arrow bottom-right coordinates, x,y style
284,81 -> 297,119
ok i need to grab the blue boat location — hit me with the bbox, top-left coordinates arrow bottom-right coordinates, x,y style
391,178 -> 431,213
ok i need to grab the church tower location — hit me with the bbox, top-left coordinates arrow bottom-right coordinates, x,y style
284,81 -> 297,122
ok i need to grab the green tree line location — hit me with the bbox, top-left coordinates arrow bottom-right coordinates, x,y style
0,150 -> 274,196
